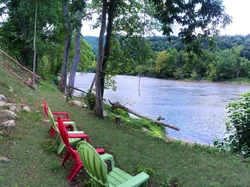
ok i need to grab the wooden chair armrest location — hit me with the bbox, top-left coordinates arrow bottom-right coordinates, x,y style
117,172 -> 149,187
100,154 -> 115,169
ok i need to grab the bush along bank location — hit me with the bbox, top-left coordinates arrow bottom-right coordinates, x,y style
104,106 -> 167,139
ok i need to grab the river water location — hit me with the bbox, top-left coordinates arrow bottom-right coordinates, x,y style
74,73 -> 250,144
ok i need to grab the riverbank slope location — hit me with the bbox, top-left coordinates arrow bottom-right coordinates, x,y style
1,68 -> 250,186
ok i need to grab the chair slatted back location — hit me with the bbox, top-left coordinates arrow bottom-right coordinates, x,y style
77,141 -> 108,186
42,100 -> 49,117
47,107 -> 58,132
58,117 -> 78,161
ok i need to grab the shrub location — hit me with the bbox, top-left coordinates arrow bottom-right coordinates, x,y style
136,165 -> 156,177
161,176 -> 183,187
214,92 -> 250,157
85,91 -> 96,110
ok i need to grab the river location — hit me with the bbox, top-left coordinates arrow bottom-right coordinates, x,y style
74,73 -> 250,144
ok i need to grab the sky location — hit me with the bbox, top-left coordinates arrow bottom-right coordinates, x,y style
221,0 -> 250,36
82,0 -> 250,37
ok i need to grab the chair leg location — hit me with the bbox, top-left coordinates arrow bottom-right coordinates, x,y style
62,151 -> 71,166
68,162 -> 83,182
57,142 -> 66,155
49,126 -> 53,132
50,129 -> 57,137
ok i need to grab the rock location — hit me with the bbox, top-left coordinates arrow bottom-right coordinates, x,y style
10,105 -> 19,112
0,156 -> 11,163
23,106 -> 31,112
0,110 -> 18,119
5,103 -> 20,112
103,110 -> 108,117
9,86 -> 13,93
142,127 -> 150,132
10,105 -> 17,111
0,94 -> 6,101
1,120 -> 15,127
0,101 -> 6,107
68,100 -> 84,107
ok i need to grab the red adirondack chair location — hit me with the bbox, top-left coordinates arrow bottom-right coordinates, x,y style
42,100 -> 71,121
57,117 -> 105,182
42,100 -> 73,136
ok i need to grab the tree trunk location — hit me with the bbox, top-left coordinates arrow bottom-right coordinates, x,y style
32,0 -> 37,85
101,0 -> 115,97
109,101 -> 180,131
59,32 -> 72,93
59,1 -> 73,93
95,0 -> 107,117
89,73 -> 96,93
68,8 -> 83,96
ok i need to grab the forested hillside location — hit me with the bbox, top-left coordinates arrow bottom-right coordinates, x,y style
85,35 -> 250,60
84,35 -> 250,81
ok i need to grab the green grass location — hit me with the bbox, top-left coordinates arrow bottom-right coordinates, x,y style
1,67 -> 250,186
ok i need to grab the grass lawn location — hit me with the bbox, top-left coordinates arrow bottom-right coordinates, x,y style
1,67 -> 250,187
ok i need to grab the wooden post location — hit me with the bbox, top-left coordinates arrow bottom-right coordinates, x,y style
115,116 -> 121,124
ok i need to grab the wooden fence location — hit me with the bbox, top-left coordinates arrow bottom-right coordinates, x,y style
0,49 -> 41,89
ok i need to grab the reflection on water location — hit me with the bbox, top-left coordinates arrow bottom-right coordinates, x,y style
75,73 -> 250,144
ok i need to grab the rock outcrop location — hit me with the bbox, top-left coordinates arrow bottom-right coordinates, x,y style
68,100 -> 85,108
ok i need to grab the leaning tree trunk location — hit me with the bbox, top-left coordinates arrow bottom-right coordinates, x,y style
95,0 -> 107,117
59,0 -> 73,93
110,101 -> 180,131
68,9 -> 83,96
101,0 -> 115,97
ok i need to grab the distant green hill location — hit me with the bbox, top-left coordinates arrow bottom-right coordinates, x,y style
84,35 -> 250,60
83,36 -> 99,56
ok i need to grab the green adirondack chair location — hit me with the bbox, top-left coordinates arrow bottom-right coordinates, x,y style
77,141 -> 149,187
47,107 -> 84,155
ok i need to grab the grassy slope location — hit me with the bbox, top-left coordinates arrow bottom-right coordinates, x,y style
1,68 -> 250,187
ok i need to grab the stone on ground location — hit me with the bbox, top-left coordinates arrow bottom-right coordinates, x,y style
9,86 -> 13,93
0,110 -> 18,119
103,110 -> 108,117
0,101 -> 6,107
5,103 -> 20,112
1,120 -> 15,127
0,94 -> 6,101
0,156 -> 11,163
23,106 -> 31,112
68,100 -> 84,107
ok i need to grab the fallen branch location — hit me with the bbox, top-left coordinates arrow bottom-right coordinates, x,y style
109,100 -> 180,131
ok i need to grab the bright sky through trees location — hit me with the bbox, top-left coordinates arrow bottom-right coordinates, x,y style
220,0 -> 250,35
82,0 -> 250,36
